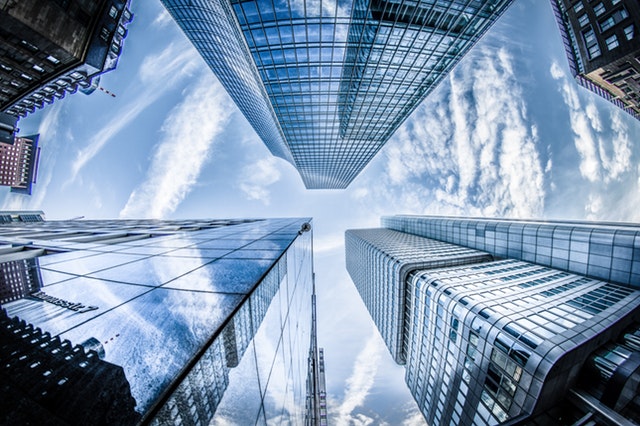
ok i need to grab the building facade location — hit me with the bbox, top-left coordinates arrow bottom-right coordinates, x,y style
0,134 -> 40,195
0,0 -> 133,121
551,0 -> 640,120
161,0 -> 514,189
0,215 -> 319,425
346,216 -> 640,425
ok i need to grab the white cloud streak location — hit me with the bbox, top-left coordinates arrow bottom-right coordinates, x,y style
372,44 -> 545,218
68,41 -> 201,184
334,327 -> 382,426
119,73 -> 233,218
549,60 -> 632,183
238,157 -> 282,205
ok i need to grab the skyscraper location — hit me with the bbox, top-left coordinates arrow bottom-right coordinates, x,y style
551,0 -> 640,120
161,0 -> 514,189
0,215 -> 320,425
0,134 -> 40,195
0,0 -> 133,121
346,216 -> 640,425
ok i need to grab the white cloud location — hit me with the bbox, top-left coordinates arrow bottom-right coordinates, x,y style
152,8 -> 172,28
549,60 -> 633,184
373,44 -> 545,219
238,157 -> 282,205
68,41 -> 201,184
334,327 -> 383,426
314,233 -> 344,254
119,73 -> 233,218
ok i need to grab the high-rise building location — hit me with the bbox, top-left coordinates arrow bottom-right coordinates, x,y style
346,216 -> 640,425
0,134 -> 40,195
0,215 -> 320,425
161,0 -> 514,189
551,0 -> 640,120
0,0 -> 133,121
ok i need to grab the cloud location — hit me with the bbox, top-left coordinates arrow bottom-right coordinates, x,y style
238,157 -> 282,205
334,327 -> 382,426
68,41 -> 201,184
314,233 -> 344,255
549,60 -> 632,183
119,73 -> 234,218
368,43 -> 545,219
152,8 -> 172,28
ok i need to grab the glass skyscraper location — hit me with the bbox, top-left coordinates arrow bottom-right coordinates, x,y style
0,215 -> 318,425
161,0 -> 514,189
346,216 -> 640,425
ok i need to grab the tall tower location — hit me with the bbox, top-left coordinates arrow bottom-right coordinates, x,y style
346,216 -> 640,425
161,0 -> 514,189
0,215 -> 318,425
551,0 -> 640,120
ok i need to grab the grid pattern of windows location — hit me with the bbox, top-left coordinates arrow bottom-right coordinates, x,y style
0,217 -> 314,424
401,258 -> 640,426
382,215 -> 640,287
161,0 -> 514,188
345,228 -> 492,363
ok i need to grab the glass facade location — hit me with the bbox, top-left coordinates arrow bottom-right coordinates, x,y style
346,216 -> 640,425
0,217 -> 315,425
404,259 -> 639,425
382,215 -> 640,288
345,228 -> 492,363
161,0 -> 514,189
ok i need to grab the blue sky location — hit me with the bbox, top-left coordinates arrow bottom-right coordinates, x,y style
3,0 -> 640,424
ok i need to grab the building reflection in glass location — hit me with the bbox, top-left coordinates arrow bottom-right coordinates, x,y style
0,217 -> 316,425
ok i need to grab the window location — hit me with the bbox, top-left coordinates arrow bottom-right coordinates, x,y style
624,25 -> 635,40
599,8 -> 630,32
46,55 -> 60,64
583,28 -> 601,58
593,3 -> 606,16
100,27 -> 110,42
109,5 -> 118,19
605,34 -> 619,50
578,14 -> 590,27
32,64 -> 44,73
20,39 -> 38,52
574,2 -> 584,13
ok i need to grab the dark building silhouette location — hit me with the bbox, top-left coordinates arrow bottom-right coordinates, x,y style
0,308 -> 140,425
0,0 -> 133,121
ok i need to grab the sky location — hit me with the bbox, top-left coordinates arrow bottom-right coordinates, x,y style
3,0 -> 640,424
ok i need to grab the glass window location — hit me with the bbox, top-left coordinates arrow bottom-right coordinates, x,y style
605,34 -> 619,49
624,25 -> 635,40
109,5 -> 118,19
593,3 -> 606,16
599,8 -> 629,32
574,2 -> 584,13
578,14 -> 590,26
46,55 -> 60,64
